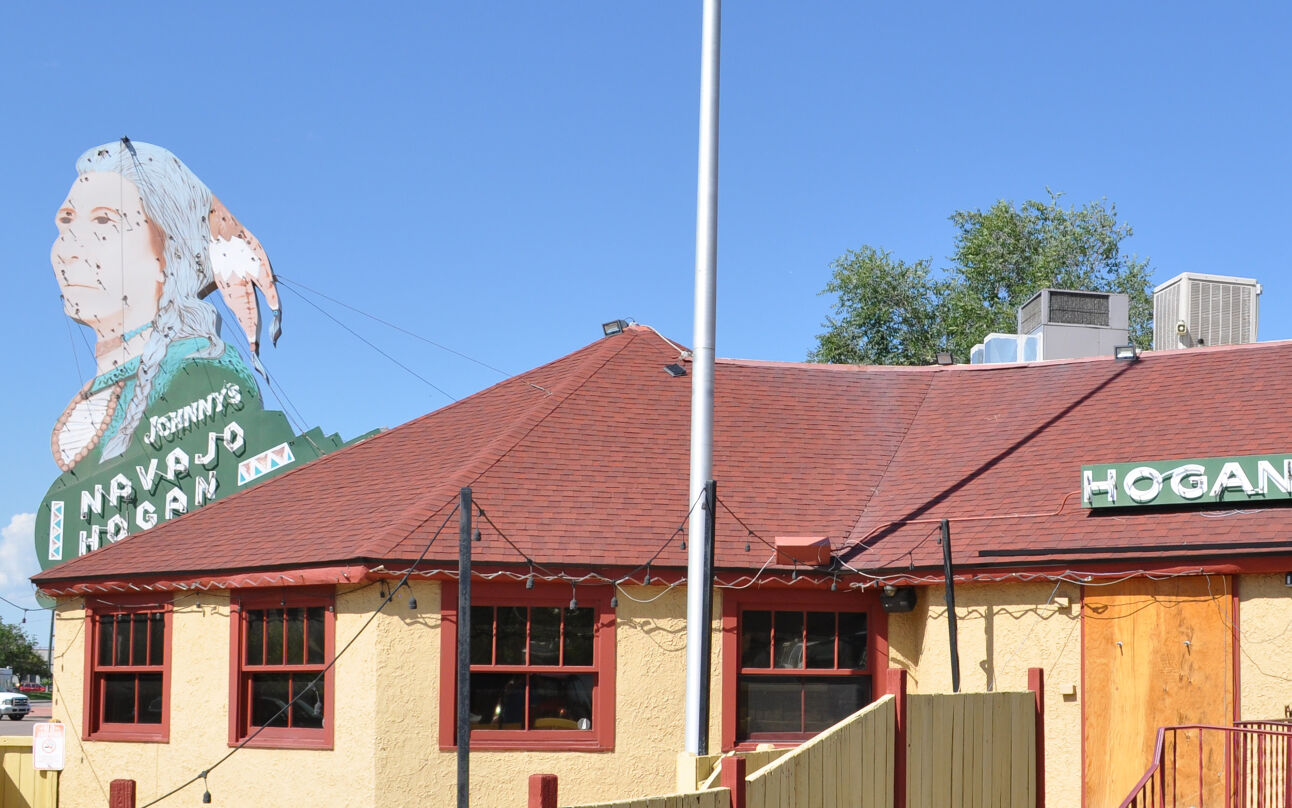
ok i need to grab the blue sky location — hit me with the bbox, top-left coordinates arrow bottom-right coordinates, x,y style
1,2 -> 1289,625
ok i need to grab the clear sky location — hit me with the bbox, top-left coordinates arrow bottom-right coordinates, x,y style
1,2 -> 1289,627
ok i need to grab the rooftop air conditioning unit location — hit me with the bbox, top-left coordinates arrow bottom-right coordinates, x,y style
1014,289 -> 1128,361
1153,273 -> 1260,351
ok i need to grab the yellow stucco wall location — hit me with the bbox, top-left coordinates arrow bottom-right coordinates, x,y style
51,581 -> 719,808
50,584 -> 382,808
886,581 -> 1082,808
1237,573 -> 1292,721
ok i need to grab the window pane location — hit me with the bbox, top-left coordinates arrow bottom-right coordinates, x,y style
265,609 -> 285,665
837,612 -> 868,669
470,606 -> 494,665
773,612 -> 805,669
103,674 -> 138,723
741,611 -> 771,668
563,608 -> 594,667
530,607 -> 561,666
528,674 -> 593,730
469,672 -> 525,730
805,612 -> 836,669
740,675 -> 804,736
131,614 -> 148,666
113,615 -> 130,666
98,615 -> 114,667
250,673 -> 291,727
148,613 -> 164,666
496,607 -> 527,665
804,676 -> 870,732
137,674 -> 163,724
306,607 -> 325,665
245,611 -> 264,665
291,677 -> 325,729
286,608 -> 306,665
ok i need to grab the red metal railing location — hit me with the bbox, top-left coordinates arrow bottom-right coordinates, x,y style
1120,723 -> 1292,808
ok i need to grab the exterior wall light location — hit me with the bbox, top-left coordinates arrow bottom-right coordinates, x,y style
1113,345 -> 1139,361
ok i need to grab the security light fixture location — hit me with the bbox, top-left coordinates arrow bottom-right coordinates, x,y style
880,585 -> 917,613
602,319 -> 630,337
1113,345 -> 1139,362
665,363 -> 687,377
936,352 -> 953,366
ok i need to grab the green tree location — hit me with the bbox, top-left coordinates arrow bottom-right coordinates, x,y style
812,192 -> 1154,365
0,620 -> 47,679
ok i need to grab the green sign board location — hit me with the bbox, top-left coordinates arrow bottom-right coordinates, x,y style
1082,453 -> 1292,509
37,139 -> 364,573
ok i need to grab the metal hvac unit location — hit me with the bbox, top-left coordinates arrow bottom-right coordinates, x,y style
1152,273 -> 1261,350
1013,289 -> 1129,361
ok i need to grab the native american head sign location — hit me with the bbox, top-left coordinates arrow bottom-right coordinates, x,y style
37,139 -> 351,570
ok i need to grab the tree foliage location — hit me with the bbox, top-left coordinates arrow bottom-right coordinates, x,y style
811,193 -> 1154,365
0,620 -> 46,679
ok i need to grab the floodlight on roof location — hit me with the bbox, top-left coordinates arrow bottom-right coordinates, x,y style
602,319 -> 630,337
1113,345 -> 1139,362
935,352 -> 954,366
665,363 -> 687,377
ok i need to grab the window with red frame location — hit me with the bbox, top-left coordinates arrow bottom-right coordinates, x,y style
231,591 -> 334,748
87,603 -> 169,741
439,583 -> 615,751
736,608 -> 872,741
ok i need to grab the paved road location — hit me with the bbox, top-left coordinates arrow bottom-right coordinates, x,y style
0,702 -> 53,737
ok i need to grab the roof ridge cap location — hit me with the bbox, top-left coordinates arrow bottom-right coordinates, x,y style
358,332 -> 642,558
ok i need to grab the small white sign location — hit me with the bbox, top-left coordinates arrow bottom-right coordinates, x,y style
32,723 -> 65,771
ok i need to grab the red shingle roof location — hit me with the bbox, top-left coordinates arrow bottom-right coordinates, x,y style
32,327 -> 1292,586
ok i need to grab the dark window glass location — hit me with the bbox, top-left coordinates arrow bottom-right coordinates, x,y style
245,611 -> 264,665
113,616 -> 130,666
291,678 -> 325,729
496,607 -> 527,665
563,608 -> 594,666
470,672 -> 525,730
804,676 -> 869,731
250,673 -> 291,727
98,616 -> 113,667
137,674 -> 163,724
740,675 -> 805,736
306,607 -> 325,665
149,613 -> 164,665
286,608 -> 305,664
528,674 -> 593,730
530,607 -> 561,666
742,611 -> 771,668
838,612 -> 868,669
805,612 -> 836,669
470,607 -> 494,665
265,609 -> 284,665
131,614 -> 148,666
103,674 -> 138,723
773,611 -> 804,669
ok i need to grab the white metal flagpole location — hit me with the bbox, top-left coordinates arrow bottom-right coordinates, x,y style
685,0 -> 721,757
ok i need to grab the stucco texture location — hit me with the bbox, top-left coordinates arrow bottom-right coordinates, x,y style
50,585 -> 382,808
51,581 -> 720,808
886,581 -> 1082,808
1237,573 -> 1292,721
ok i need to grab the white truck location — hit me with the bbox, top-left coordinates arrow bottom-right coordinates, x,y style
0,668 -> 30,721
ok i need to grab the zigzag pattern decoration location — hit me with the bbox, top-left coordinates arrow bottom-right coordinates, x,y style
237,442 -> 296,486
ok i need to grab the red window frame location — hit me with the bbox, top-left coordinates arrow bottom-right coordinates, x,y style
439,581 -> 616,751
228,587 -> 335,749
84,595 -> 172,742
721,588 -> 887,750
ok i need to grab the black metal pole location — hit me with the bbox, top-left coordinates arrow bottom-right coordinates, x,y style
457,488 -> 473,808
696,479 -> 717,755
941,518 -> 961,693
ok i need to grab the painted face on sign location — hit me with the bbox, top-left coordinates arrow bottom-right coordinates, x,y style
50,172 -> 164,342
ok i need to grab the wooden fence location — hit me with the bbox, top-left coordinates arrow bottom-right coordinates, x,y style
905,692 -> 1036,808
539,668 -> 1044,808
0,738 -> 58,808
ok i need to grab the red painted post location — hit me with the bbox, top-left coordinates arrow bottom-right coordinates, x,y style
1027,667 -> 1045,808
887,667 -> 907,808
109,779 -> 137,808
528,774 -> 557,808
720,755 -> 747,808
